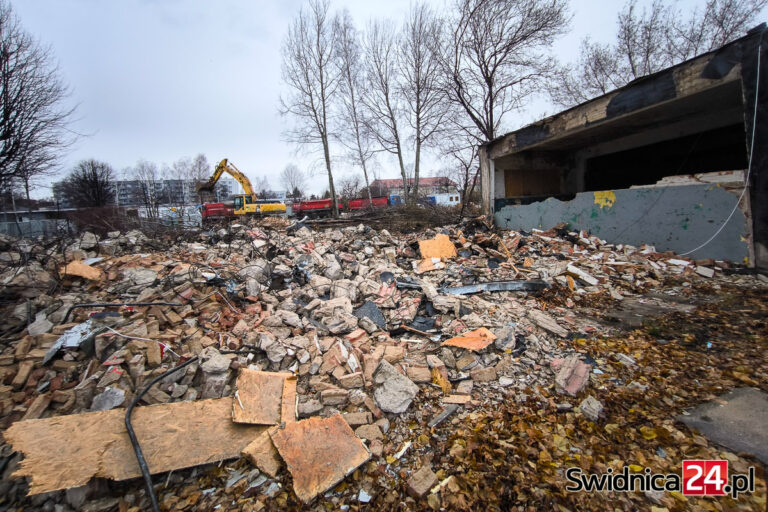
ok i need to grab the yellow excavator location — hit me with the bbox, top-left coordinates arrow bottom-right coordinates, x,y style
197,159 -> 286,217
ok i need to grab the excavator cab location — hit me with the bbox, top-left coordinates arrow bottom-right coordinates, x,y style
233,195 -> 255,215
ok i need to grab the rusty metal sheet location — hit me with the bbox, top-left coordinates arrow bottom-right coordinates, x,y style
232,369 -> 293,425
441,327 -> 496,351
5,398 -> 266,495
270,413 -> 370,503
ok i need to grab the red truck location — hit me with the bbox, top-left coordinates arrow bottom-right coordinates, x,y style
200,202 -> 235,222
347,196 -> 388,210
293,198 -> 344,217
293,196 -> 389,217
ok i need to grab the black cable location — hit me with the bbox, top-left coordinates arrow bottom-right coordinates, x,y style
62,302 -> 182,323
125,347 -> 262,512
125,356 -> 198,512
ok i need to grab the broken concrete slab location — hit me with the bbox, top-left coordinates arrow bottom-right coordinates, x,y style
270,413 -> 370,503
528,309 -> 569,338
678,387 -> 768,464
5,397 -> 266,495
372,360 -> 419,414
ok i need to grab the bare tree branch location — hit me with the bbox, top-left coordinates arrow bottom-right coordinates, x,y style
551,0 -> 768,108
0,1 -> 77,185
280,0 -> 341,217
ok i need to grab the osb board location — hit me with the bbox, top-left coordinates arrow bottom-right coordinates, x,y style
60,261 -> 103,281
442,327 -> 496,351
281,376 -> 297,424
418,234 -> 457,259
270,414 -> 370,503
232,369 -> 293,425
241,428 -> 282,477
5,397 -> 266,495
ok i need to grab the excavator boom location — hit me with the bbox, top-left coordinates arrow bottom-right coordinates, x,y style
197,158 -> 256,199
198,158 -> 286,219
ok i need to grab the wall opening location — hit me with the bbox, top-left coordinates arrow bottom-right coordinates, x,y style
584,124 -> 747,191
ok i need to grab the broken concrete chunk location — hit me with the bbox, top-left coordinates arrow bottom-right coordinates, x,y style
566,264 -> 598,286
578,395 -> 603,421
90,387 -> 126,411
469,365 -> 497,382
354,423 -> 383,441
407,466 -> 439,498
528,309 -> 568,338
200,347 -> 231,373
372,360 -> 419,414
553,355 -> 591,396
27,312 -> 53,337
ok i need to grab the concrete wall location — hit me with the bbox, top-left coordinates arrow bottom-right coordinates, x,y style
494,184 -> 750,262
0,220 -> 68,238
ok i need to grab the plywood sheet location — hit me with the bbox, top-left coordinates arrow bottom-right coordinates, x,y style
442,327 -> 496,351
5,397 -> 265,495
241,428 -> 282,477
270,414 -> 370,503
232,369 -> 293,425
60,261 -> 103,281
418,234 -> 457,259
281,376 -> 297,424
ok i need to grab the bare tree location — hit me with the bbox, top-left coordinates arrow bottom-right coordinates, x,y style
132,159 -> 162,218
337,173 -> 361,200
0,1 -> 76,184
280,163 -> 306,200
362,19 -> 411,204
552,0 -> 768,107
255,176 -> 270,199
190,154 -> 210,180
398,2 -> 447,201
440,131 -> 480,217
442,0 -> 570,142
335,10 -> 376,207
60,159 -> 115,208
280,0 -> 341,217
668,0 -> 768,60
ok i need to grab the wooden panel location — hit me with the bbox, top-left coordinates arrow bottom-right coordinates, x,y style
270,414 -> 370,503
504,168 -> 561,197
232,369 -> 293,425
6,398 -> 266,495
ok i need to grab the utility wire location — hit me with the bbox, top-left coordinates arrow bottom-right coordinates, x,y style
679,34 -> 763,256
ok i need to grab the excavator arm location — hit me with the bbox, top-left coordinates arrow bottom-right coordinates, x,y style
197,158 -> 256,199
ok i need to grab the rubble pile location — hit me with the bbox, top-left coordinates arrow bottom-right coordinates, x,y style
0,219 -> 766,511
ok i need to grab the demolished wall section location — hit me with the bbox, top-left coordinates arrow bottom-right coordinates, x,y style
494,184 -> 750,262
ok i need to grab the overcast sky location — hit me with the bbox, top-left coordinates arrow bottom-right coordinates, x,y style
11,0 -> 768,198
